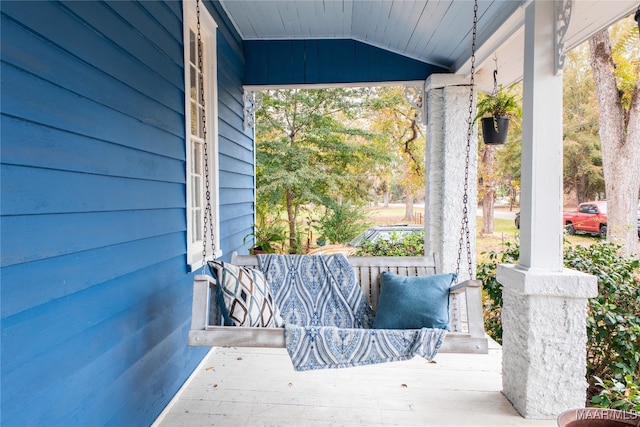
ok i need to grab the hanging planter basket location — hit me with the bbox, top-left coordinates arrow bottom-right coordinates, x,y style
480,116 -> 510,145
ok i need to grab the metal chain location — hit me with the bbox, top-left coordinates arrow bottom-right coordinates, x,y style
197,0 -> 216,272
456,0 -> 478,280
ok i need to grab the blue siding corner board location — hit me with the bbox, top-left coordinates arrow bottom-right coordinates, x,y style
244,39 -> 448,86
1,1 -> 253,425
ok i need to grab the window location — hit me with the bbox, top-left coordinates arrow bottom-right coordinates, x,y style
579,205 -> 593,214
183,1 -> 220,268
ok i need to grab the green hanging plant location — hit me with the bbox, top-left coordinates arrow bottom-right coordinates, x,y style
475,86 -> 521,122
475,86 -> 521,145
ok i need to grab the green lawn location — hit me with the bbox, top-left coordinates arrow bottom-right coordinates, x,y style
476,217 -> 600,262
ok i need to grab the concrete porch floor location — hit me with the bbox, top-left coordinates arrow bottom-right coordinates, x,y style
154,340 -> 557,426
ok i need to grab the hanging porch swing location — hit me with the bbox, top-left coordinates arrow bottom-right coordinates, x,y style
188,0 -> 488,368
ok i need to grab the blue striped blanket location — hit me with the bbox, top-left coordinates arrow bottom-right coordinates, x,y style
257,254 -> 446,371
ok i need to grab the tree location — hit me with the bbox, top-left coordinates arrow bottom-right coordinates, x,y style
562,46 -> 605,204
563,46 -> 599,135
495,134 -> 522,211
588,16 -> 640,255
563,134 -> 604,203
255,88 -> 381,252
398,118 -> 425,221
369,87 -> 425,221
478,143 -> 497,234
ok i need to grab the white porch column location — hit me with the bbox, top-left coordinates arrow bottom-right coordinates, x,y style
424,74 -> 477,280
497,1 -> 598,418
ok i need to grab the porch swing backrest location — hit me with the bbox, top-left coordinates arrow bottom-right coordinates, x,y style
228,253 -> 439,311
188,252 -> 488,354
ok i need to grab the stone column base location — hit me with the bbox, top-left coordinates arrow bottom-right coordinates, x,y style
497,265 -> 598,419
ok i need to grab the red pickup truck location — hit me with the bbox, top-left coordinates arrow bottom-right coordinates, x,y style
563,201 -> 608,237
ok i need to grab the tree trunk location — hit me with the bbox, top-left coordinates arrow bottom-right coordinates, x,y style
285,188 -> 297,253
589,30 -> 640,255
481,144 -> 496,234
482,191 -> 495,234
403,190 -> 414,222
577,176 -> 587,205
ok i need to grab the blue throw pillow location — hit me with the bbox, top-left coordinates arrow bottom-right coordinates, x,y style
373,272 -> 455,330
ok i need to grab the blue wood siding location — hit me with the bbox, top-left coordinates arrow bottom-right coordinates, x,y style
244,39 -> 448,85
0,1 -> 253,425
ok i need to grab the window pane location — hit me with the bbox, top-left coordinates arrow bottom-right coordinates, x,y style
190,101 -> 197,135
193,210 -> 202,242
192,175 -> 201,208
198,39 -> 204,71
198,106 -> 204,138
192,141 -> 202,174
190,65 -> 196,101
195,220 -> 202,242
190,30 -> 196,65
198,72 -> 204,104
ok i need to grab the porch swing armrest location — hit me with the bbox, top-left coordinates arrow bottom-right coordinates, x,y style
449,280 -> 485,339
449,279 -> 482,294
191,274 -> 216,330
231,251 -> 259,267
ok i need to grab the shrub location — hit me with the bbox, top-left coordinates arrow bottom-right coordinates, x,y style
477,241 -> 640,409
317,201 -> 371,244
564,242 -> 640,407
244,211 -> 287,254
591,375 -> 640,412
476,242 -> 519,344
354,231 -> 425,256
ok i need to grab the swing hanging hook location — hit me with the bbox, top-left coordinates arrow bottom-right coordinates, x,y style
492,55 -> 499,96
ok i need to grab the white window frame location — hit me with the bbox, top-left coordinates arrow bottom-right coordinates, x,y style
183,0 -> 221,269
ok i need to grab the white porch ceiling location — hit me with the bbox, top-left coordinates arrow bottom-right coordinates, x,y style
220,0 -> 640,91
